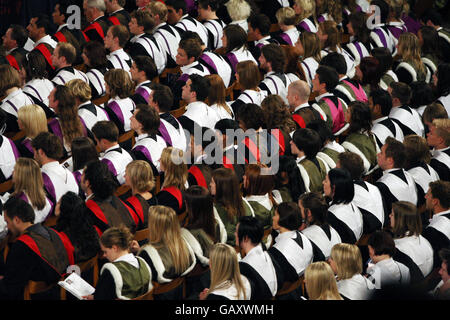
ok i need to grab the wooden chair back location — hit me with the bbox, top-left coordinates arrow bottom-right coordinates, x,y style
115,184 -> 131,197
24,280 -> 66,300
118,130 -> 136,150
276,275 -> 305,297
131,288 -> 155,300
134,228 -> 149,243
77,254 -> 100,287
152,277 -> 186,298
92,94 -> 110,107
0,179 -> 13,194
170,106 -> 186,118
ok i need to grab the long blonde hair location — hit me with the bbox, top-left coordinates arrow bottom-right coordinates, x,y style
12,158 -> 47,210
126,160 -> 155,194
304,261 -> 342,300
398,32 -> 426,79
146,205 -> 191,274
17,104 -> 48,138
208,243 -> 247,299
330,243 -> 363,280
160,147 -> 188,191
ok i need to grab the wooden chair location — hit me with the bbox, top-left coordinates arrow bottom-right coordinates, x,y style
133,228 -> 149,242
341,34 -> 350,44
118,130 -> 136,150
74,64 -> 87,72
78,254 -> 100,287
159,66 -> 181,80
276,275 -> 305,298
0,179 -> 13,194
131,288 -> 155,300
170,106 -> 186,118
308,91 -> 319,102
269,23 -> 280,33
8,130 -> 26,141
115,184 -> 131,197
24,280 -> 66,300
226,81 -> 242,101
154,175 -> 161,194
43,215 -> 58,228
178,211 -> 188,227
152,277 -> 186,299
356,233 -> 372,246
92,94 -> 110,107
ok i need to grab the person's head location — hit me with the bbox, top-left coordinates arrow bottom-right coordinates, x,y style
377,136 -> 406,170
52,0 -> 72,25
91,120 -> 119,150
347,11 -> 369,44
17,104 -> 48,139
235,60 -> 260,90
51,42 -> 76,69
299,192 -> 329,228
438,248 -> 450,283
403,134 -> 431,168
104,0 -> 126,13
82,160 -> 117,199
104,25 -> 129,51
293,0 -> 316,20
358,56 -> 381,89
260,94 -> 296,133
23,50 -> 49,81
337,151 -> 365,181
146,0 -> 168,24
225,0 -> 251,22
282,44 -> 306,80
427,118 -> 450,149
160,147 -> 188,190
287,80 -> 311,108
222,24 -> 247,53
389,82 -> 412,107
197,0 -> 221,20
418,26 -> 441,58
84,0 -> 106,23
27,14 -> 51,41
312,65 -> 339,93
99,226 -> 133,261
32,132 -> 64,163
247,13 -> 271,39
408,81 -> 434,110
323,167 -> 354,204
125,160 -> 155,193
71,136 -> 99,172
272,202 -> 302,231
390,201 -> 421,237
66,79 -> 92,104
434,63 -> 450,97
318,20 -> 341,50
296,31 -> 321,62
370,0 -> 390,23
243,163 -> 275,196
3,197 -> 35,237
276,6 -> 297,27
130,56 -> 157,83
369,88 -> 392,118
130,104 -> 160,135
236,103 -> 265,131
12,157 -> 47,211
184,185 -> 216,239
165,0 -> 186,24
82,40 -> 108,69
236,215 -> 263,248
129,9 -> 155,35
371,47 -> 393,76
182,74 -> 210,103
2,25 -> 28,51
426,180 -> 450,212
104,68 -> 134,98
319,52 -> 347,76
210,167 -> 245,218
304,261 -> 341,300
397,33 -> 423,69
149,83 -> 174,113
420,8 -> 443,27
422,103 -> 448,130
208,243 -> 247,299
205,74 -> 229,109
259,43 -> 286,73
291,128 -> 321,158
176,38 -> 202,67
367,231 -> 396,261
0,64 -> 21,97
306,119 -> 333,148
346,101 -> 372,134
329,243 -> 363,280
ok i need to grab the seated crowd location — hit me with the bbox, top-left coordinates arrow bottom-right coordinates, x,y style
0,0 -> 449,301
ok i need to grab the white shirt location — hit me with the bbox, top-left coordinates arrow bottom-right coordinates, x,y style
183,101 -> 220,130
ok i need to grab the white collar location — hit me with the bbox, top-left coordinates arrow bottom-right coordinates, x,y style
180,61 -> 199,73
4,88 -> 22,100
136,80 -> 151,88
114,253 -> 139,268
433,209 -> 450,218
104,144 -> 121,153
42,161 -> 62,170
78,101 -> 93,108
255,35 -> 271,45
372,116 -> 388,125
383,168 -> 401,175
33,35 -> 54,47
56,24 -> 68,32
186,101 -> 208,109
315,92 -> 333,102
111,8 -> 124,15
293,102 -> 310,113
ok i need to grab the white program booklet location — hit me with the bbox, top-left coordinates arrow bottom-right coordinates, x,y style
58,272 -> 95,300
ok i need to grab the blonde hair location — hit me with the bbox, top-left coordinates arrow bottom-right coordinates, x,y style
299,31 -> 322,62
12,158 -> 47,210
160,147 -> 188,191
330,243 -> 363,280
294,0 -> 316,21
66,79 -> 92,103
146,205 -> 191,274
208,243 -> 247,299
147,1 -> 168,22
305,261 -> 342,300
17,104 -> 48,138
225,0 -> 251,21
403,134 -> 431,166
432,118 -> 450,146
104,69 -> 134,99
398,32 -> 426,79
0,64 -> 21,96
126,160 -> 155,193
276,7 -> 297,26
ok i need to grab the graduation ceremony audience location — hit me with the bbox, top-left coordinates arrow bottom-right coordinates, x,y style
0,0 -> 449,301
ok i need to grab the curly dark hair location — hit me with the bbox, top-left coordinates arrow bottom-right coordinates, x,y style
347,101 -> 372,135
84,160 -> 118,200
54,191 -> 100,261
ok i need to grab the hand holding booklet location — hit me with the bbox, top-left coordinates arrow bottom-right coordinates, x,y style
58,272 -> 95,300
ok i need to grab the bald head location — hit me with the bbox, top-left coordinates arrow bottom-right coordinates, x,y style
287,80 -> 311,109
